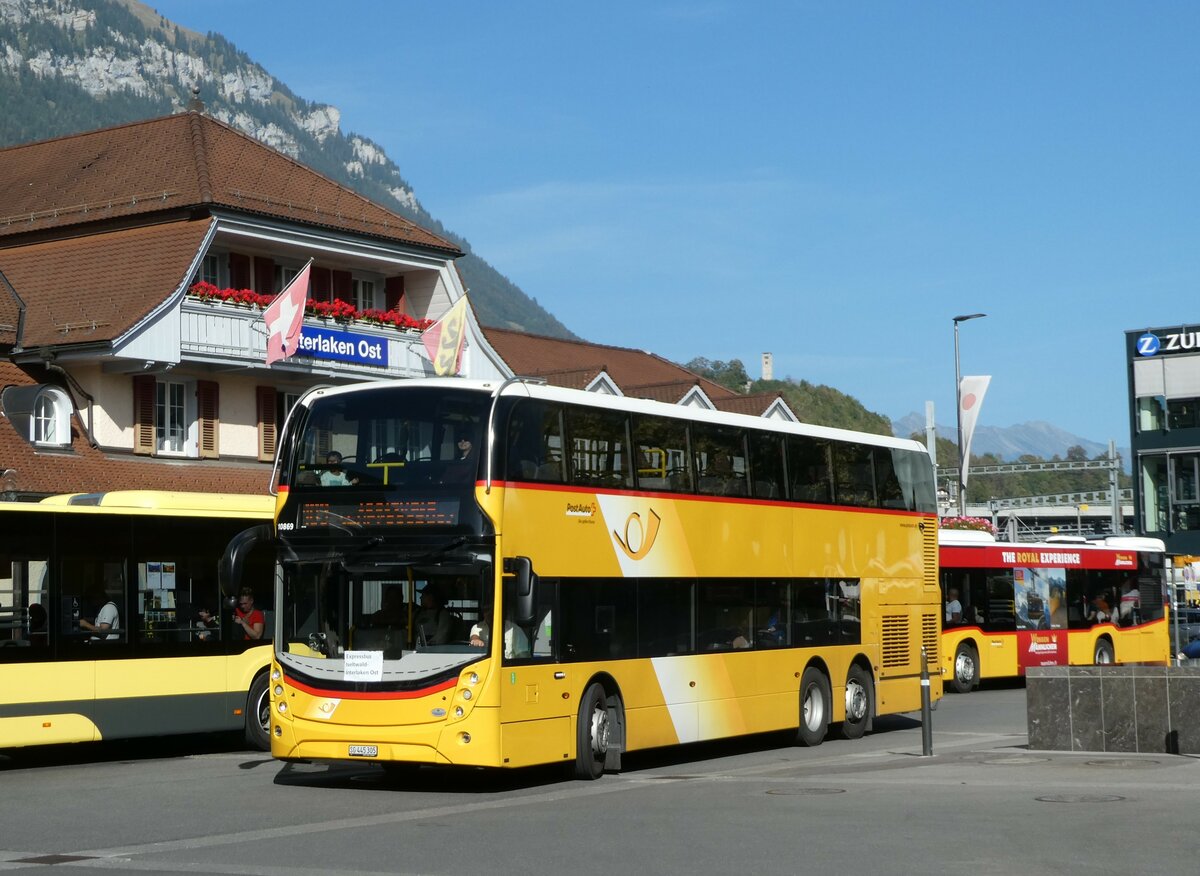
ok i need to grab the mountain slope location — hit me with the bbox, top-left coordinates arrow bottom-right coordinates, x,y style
0,0 -> 574,338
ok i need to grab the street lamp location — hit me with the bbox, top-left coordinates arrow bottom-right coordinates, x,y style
953,313 -> 987,516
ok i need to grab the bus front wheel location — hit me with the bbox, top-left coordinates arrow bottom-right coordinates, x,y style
836,664 -> 872,740
1094,639 -> 1115,665
245,673 -> 271,751
951,642 -> 979,694
796,667 -> 830,747
574,682 -> 611,780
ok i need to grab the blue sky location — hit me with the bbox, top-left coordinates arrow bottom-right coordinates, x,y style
149,1 -> 1200,445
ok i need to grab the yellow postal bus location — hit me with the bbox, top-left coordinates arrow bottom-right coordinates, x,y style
230,378 -> 941,778
0,491 -> 275,749
939,530 -> 1169,692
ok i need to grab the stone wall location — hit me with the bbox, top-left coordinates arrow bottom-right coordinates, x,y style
1026,665 -> 1200,754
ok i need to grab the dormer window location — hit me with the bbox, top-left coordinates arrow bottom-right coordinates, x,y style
1,385 -> 73,448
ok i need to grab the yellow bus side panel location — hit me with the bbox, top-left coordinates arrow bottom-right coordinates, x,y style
491,486 -> 930,583
0,661 -> 97,745
942,629 -> 1019,683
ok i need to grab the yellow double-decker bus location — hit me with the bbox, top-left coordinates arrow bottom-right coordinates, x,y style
229,378 -> 941,778
939,530 -> 1169,693
0,491 -> 276,749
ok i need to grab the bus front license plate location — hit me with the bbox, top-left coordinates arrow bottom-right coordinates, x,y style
348,744 -> 379,757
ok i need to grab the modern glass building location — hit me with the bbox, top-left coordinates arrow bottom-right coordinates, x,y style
1126,324 -> 1200,554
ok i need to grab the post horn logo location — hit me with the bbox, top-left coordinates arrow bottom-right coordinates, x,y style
612,509 -> 662,560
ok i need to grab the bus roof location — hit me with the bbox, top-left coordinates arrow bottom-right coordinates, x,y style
298,377 -> 929,454
22,490 -> 274,518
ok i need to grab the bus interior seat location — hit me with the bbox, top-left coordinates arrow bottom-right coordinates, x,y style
535,462 -> 561,481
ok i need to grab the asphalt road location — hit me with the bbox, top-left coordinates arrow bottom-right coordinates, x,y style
2,682 -> 1198,876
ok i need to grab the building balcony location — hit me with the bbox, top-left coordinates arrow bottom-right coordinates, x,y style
179,298 -> 433,379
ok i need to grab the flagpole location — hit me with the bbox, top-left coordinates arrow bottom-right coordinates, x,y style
953,313 -> 987,516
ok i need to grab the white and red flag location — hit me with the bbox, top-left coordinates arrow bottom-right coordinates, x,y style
263,260 -> 312,365
421,295 -> 470,376
959,375 -> 991,489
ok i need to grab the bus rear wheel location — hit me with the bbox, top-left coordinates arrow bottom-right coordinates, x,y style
574,682 -> 611,780
796,667 -> 830,747
951,642 -> 979,694
1094,639 -> 1115,665
836,664 -> 872,740
245,673 -> 271,751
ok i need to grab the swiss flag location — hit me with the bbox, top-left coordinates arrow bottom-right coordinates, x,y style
263,261 -> 312,365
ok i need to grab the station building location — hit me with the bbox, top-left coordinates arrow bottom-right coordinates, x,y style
1126,323 -> 1200,554
0,109 -> 510,499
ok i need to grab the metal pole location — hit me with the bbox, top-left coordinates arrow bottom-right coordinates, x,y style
952,313 -> 986,517
954,323 -> 964,516
920,646 -> 933,756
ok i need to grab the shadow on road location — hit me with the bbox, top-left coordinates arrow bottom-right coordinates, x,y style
0,731 -> 254,772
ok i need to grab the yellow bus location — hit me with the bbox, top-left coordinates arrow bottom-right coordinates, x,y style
0,490 -> 276,749
939,530 -> 1169,693
230,378 -> 941,778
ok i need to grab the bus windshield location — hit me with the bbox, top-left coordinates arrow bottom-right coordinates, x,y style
282,387 -> 494,539
289,387 -> 491,492
278,559 -> 492,685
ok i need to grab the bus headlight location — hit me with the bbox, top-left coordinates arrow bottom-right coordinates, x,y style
277,701 -> 288,714
455,706 -> 465,718
467,672 -> 479,685
461,689 -> 472,700
274,685 -> 284,697
272,668 -> 281,681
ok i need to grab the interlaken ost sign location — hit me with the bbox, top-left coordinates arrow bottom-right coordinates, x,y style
295,325 -> 388,367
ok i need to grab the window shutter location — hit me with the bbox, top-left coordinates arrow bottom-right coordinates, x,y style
229,253 -> 251,289
254,257 -> 275,294
257,386 -> 278,462
385,275 -> 405,312
132,375 -> 156,455
311,266 -> 332,302
332,270 -> 352,303
197,380 -> 220,459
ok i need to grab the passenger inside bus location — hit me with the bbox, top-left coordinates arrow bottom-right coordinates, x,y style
320,452 -> 357,486
945,588 -> 963,625
1086,593 -> 1112,624
1118,577 -> 1141,625
371,585 -> 407,627
80,583 -> 120,641
469,607 -> 530,658
441,430 -> 478,483
414,584 -> 458,645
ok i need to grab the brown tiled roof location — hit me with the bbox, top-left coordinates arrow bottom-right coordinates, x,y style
0,361 -> 270,496
713,392 -> 791,417
0,111 -> 458,254
0,219 -> 212,349
621,380 -> 707,405
482,327 -> 738,400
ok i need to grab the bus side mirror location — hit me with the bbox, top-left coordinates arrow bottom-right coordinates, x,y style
219,524 -> 274,597
504,555 -> 538,626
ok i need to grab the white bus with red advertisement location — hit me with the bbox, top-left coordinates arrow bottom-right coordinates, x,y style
939,530 -> 1168,692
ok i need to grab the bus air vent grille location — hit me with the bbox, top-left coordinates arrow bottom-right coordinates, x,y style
922,613 -> 939,664
922,520 -> 937,588
881,615 -> 910,667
